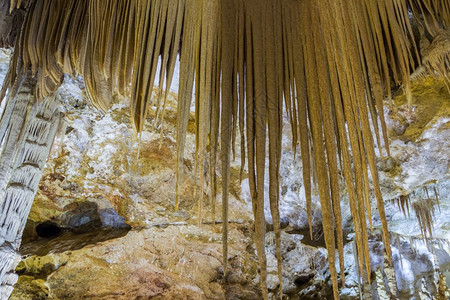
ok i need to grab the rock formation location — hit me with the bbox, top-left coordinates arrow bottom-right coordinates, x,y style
0,50 -> 446,298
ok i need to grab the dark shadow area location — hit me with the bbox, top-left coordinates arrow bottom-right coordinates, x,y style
35,221 -> 62,238
20,227 -> 131,257
20,203 -> 131,257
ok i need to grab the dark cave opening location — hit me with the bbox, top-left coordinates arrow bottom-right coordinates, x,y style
35,221 -> 62,238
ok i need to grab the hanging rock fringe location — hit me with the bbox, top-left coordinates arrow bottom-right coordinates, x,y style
2,1 -> 449,299
393,185 -> 440,242
411,28 -> 450,92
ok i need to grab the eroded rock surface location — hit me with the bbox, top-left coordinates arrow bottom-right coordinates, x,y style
10,75 -> 263,299
0,51 -> 447,299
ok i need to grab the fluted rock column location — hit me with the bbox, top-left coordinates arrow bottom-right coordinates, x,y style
0,76 -> 62,298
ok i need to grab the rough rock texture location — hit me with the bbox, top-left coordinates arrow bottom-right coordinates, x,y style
16,225 -> 259,300
0,47 -> 64,298
0,49 -> 447,299
8,73 -> 264,299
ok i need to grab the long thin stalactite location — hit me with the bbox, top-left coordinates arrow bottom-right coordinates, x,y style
2,0 -> 449,299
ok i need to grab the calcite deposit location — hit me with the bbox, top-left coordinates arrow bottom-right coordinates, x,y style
0,48 -> 447,299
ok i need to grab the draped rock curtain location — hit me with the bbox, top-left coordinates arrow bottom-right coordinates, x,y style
2,0 -> 449,299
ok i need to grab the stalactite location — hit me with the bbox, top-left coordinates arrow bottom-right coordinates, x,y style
247,2 -> 269,297
259,0 -> 285,296
410,28 -> 450,91
412,199 -> 436,240
391,194 -> 411,218
175,0 -> 195,212
394,185 -> 440,241
220,0 -> 234,280
1,1 -> 449,299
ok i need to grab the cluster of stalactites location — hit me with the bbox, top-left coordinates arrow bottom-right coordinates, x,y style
411,27 -> 450,92
392,185 -> 440,241
412,186 -> 440,241
9,0 -> 24,12
1,1 -> 450,299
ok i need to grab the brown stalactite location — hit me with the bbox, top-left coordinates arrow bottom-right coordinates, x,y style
0,1 -> 449,299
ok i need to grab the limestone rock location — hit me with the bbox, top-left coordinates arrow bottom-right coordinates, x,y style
0,51 -> 447,299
